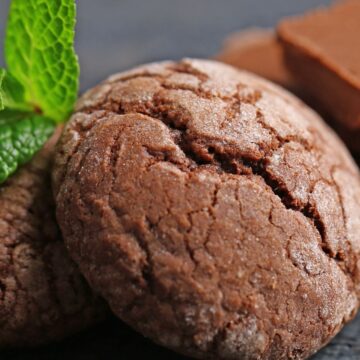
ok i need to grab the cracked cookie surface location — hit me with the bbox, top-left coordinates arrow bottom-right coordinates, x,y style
0,129 -> 106,347
53,59 -> 360,359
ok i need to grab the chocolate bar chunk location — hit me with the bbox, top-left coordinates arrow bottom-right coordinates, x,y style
216,28 -> 297,90
278,0 -> 360,129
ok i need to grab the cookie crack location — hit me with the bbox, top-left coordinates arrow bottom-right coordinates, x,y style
133,106 -> 347,292
71,66 -> 355,292
141,102 -> 328,249
329,166 -> 356,280
92,102 -> 329,260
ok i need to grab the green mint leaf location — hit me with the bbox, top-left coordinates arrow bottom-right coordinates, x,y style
5,0 -> 79,123
0,68 -> 30,111
0,69 -> 5,110
0,110 -> 55,183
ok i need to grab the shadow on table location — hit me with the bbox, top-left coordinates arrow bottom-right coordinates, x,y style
2,312 -> 360,360
2,318 -> 185,360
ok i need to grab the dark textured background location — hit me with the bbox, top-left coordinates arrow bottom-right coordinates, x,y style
1,1 -> 359,359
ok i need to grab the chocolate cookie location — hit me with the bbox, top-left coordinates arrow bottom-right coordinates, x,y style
0,129 -> 105,347
53,59 -> 360,359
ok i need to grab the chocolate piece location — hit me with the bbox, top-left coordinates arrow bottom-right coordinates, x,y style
216,28 -> 296,90
216,24 -> 359,154
53,59 -> 360,359
0,129 -> 106,347
278,0 -> 360,130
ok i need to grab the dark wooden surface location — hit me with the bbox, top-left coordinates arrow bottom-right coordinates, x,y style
1,1 -> 359,359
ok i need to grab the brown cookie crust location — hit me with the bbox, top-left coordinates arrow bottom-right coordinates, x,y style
53,59 -> 360,359
0,129 -> 105,347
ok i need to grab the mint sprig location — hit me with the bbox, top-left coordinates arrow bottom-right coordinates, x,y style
0,0 -> 79,183
0,110 -> 55,183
